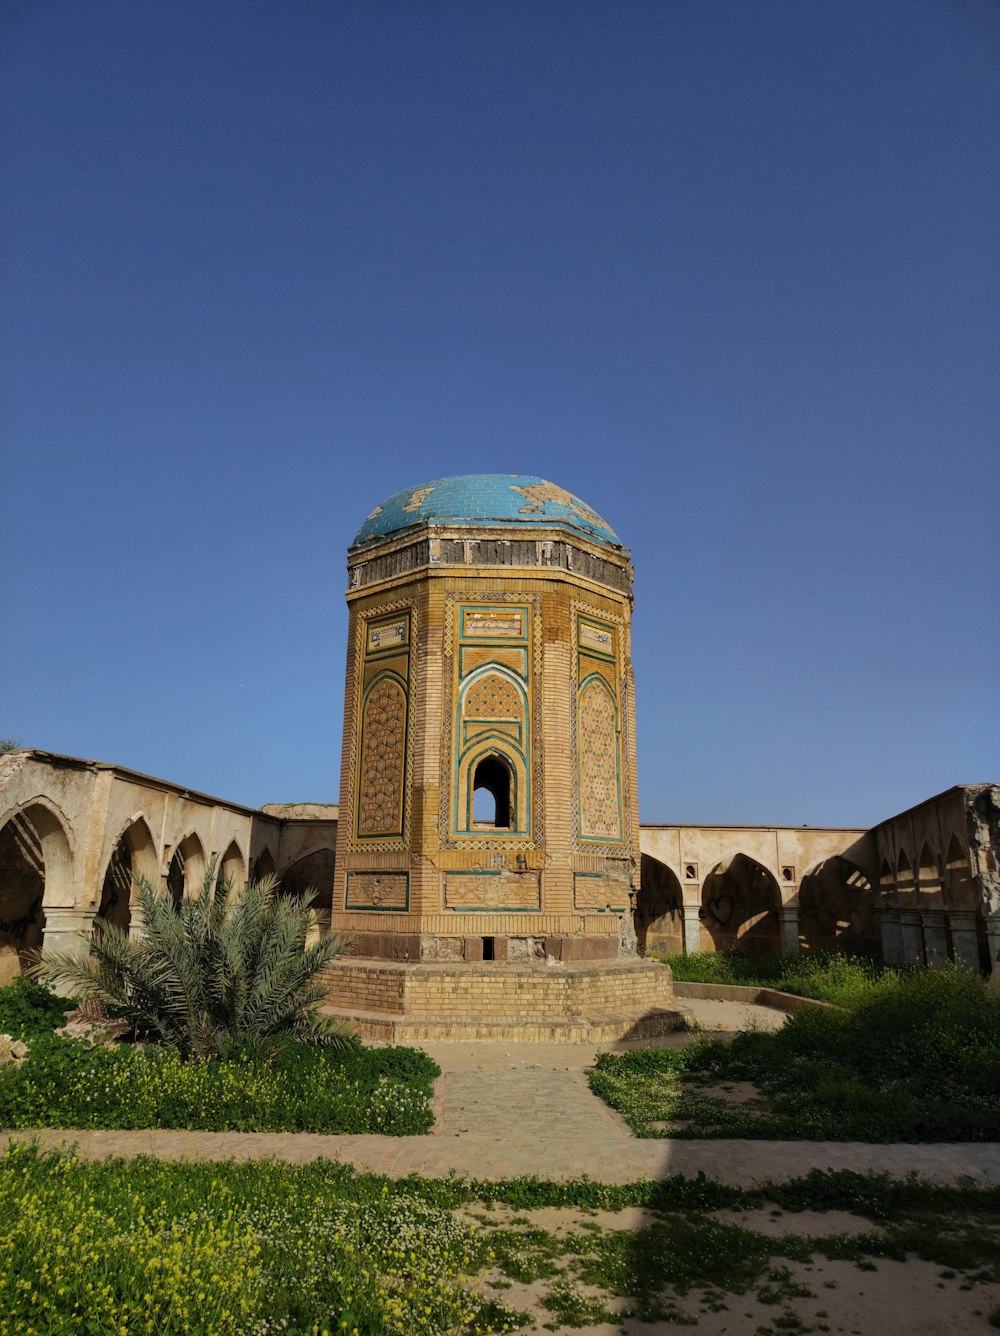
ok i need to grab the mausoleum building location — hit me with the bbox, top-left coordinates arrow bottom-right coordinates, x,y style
331,474 -> 640,965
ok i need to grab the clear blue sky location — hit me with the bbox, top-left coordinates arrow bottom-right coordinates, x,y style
3,0 -> 998,827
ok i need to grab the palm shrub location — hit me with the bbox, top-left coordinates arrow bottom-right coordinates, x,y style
34,870 -> 358,1059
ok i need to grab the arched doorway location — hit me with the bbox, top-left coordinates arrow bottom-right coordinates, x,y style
97,833 -> 133,934
635,855 -> 684,953
252,847 -> 276,883
278,849 -> 335,916
700,853 -> 781,954
797,857 -> 877,955
216,841 -> 246,892
97,818 -> 158,936
166,833 -> 206,907
0,802 -> 72,983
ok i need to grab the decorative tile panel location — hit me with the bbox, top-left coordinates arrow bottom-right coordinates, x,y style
572,602 -> 630,853
439,593 -> 543,850
348,602 -> 414,852
357,676 -> 407,837
578,679 -> 622,842
574,873 -> 629,912
346,872 -> 409,912
445,871 -> 541,911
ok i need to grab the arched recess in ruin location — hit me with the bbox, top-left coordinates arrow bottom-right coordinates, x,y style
945,833 -> 974,909
878,857 -> 894,899
97,817 -> 158,936
700,853 -> 781,954
0,800 -> 74,982
252,847 -> 276,883
797,857 -> 877,955
278,849 -> 335,914
635,855 -> 684,953
216,840 -> 246,891
166,833 -> 206,907
918,842 -> 942,901
895,846 -> 913,885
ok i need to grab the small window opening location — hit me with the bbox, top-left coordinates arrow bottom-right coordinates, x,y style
472,755 -> 511,828
482,936 -> 495,961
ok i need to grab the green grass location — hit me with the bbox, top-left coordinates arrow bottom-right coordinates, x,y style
2,1150 -> 997,1334
657,948 -> 895,1007
591,967 -> 1000,1141
0,978 -> 438,1135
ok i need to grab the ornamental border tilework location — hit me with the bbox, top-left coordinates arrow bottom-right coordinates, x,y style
571,600 -> 631,854
438,592 -> 544,850
347,599 -> 416,853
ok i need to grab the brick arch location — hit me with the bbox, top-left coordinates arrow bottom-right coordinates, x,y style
457,743 -> 527,834
456,665 -> 530,835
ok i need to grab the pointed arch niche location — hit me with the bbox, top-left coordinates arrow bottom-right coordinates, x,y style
700,853 -> 781,955
797,857 -> 877,955
636,855 -> 683,953
166,833 -> 206,907
98,817 -> 157,935
455,666 -> 529,835
0,801 -> 73,981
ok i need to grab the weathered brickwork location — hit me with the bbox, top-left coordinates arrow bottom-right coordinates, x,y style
322,957 -> 676,1020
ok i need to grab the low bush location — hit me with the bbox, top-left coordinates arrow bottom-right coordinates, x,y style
659,948 -> 895,1007
592,967 -> 1000,1142
0,1032 -> 439,1134
0,976 -> 72,1038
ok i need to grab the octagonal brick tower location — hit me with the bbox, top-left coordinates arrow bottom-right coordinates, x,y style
331,474 -> 640,963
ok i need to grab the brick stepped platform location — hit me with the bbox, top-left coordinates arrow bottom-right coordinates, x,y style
320,956 -> 688,1043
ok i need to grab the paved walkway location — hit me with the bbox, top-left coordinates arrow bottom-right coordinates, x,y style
9,1000 -> 1000,1186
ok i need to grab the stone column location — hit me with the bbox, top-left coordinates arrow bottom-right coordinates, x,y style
778,906 -> 799,957
681,904 -> 702,955
985,912 -> 1000,987
40,907 -> 94,995
879,908 -> 903,965
898,909 -> 925,965
947,911 -> 980,972
920,911 -> 950,968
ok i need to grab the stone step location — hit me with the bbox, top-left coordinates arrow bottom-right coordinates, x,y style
319,1005 -> 690,1044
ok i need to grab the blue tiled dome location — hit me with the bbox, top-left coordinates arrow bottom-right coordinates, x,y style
352,474 -> 621,548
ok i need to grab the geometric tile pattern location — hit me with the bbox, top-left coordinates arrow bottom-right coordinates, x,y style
439,592 -> 544,851
464,673 -> 521,719
357,677 -> 407,836
578,679 -> 622,841
571,601 -> 630,853
347,599 -> 414,853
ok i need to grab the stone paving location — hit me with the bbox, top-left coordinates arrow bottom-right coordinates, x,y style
8,999 -> 1000,1187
